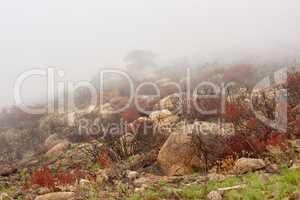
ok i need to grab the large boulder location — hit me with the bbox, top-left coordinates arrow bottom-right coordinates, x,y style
157,121 -> 235,176
232,158 -> 266,174
157,124 -> 202,176
35,192 -> 75,200
45,141 -> 70,158
44,134 -> 68,150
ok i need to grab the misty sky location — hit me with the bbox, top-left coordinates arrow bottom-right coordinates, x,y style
0,0 -> 300,107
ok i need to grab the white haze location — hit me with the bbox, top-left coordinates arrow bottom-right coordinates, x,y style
0,0 -> 300,107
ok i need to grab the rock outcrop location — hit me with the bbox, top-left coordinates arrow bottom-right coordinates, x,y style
149,109 -> 179,127
44,134 -> 68,150
45,142 -> 70,158
157,121 -> 235,176
232,158 -> 266,174
157,124 -> 202,176
155,93 -> 184,114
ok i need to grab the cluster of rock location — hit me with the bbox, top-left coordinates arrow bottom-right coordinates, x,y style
0,91 -> 292,200
37,92 -> 239,176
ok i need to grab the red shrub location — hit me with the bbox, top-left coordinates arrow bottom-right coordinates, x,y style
225,134 -> 266,156
265,133 -> 288,148
57,172 -> 76,186
223,129 -> 289,159
99,150 -> 110,168
229,137 -> 261,157
225,103 -> 248,122
31,167 -> 55,189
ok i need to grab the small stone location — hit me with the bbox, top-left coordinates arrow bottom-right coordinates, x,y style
290,192 -> 300,200
36,187 -> 51,195
79,179 -> 90,188
290,161 -> 300,169
134,177 -> 147,187
134,184 -> 148,193
0,164 -> 17,177
15,189 -> 24,196
127,170 -> 139,181
207,191 -> 223,200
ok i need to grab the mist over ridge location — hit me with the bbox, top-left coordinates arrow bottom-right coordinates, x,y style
0,0 -> 300,107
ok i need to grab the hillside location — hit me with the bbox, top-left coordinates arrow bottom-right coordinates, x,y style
1,64 -> 300,200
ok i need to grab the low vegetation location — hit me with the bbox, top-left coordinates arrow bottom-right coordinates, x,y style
128,167 -> 300,200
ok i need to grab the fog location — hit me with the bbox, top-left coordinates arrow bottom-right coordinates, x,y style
0,0 -> 300,108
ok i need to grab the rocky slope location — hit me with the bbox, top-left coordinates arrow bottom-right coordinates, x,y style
1,65 -> 300,199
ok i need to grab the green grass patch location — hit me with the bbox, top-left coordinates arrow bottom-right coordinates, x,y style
128,167 -> 300,200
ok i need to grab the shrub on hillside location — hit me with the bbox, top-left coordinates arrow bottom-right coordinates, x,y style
31,167 -> 55,189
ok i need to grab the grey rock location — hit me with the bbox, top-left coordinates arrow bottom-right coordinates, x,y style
35,192 -> 75,200
207,191 -> 223,200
